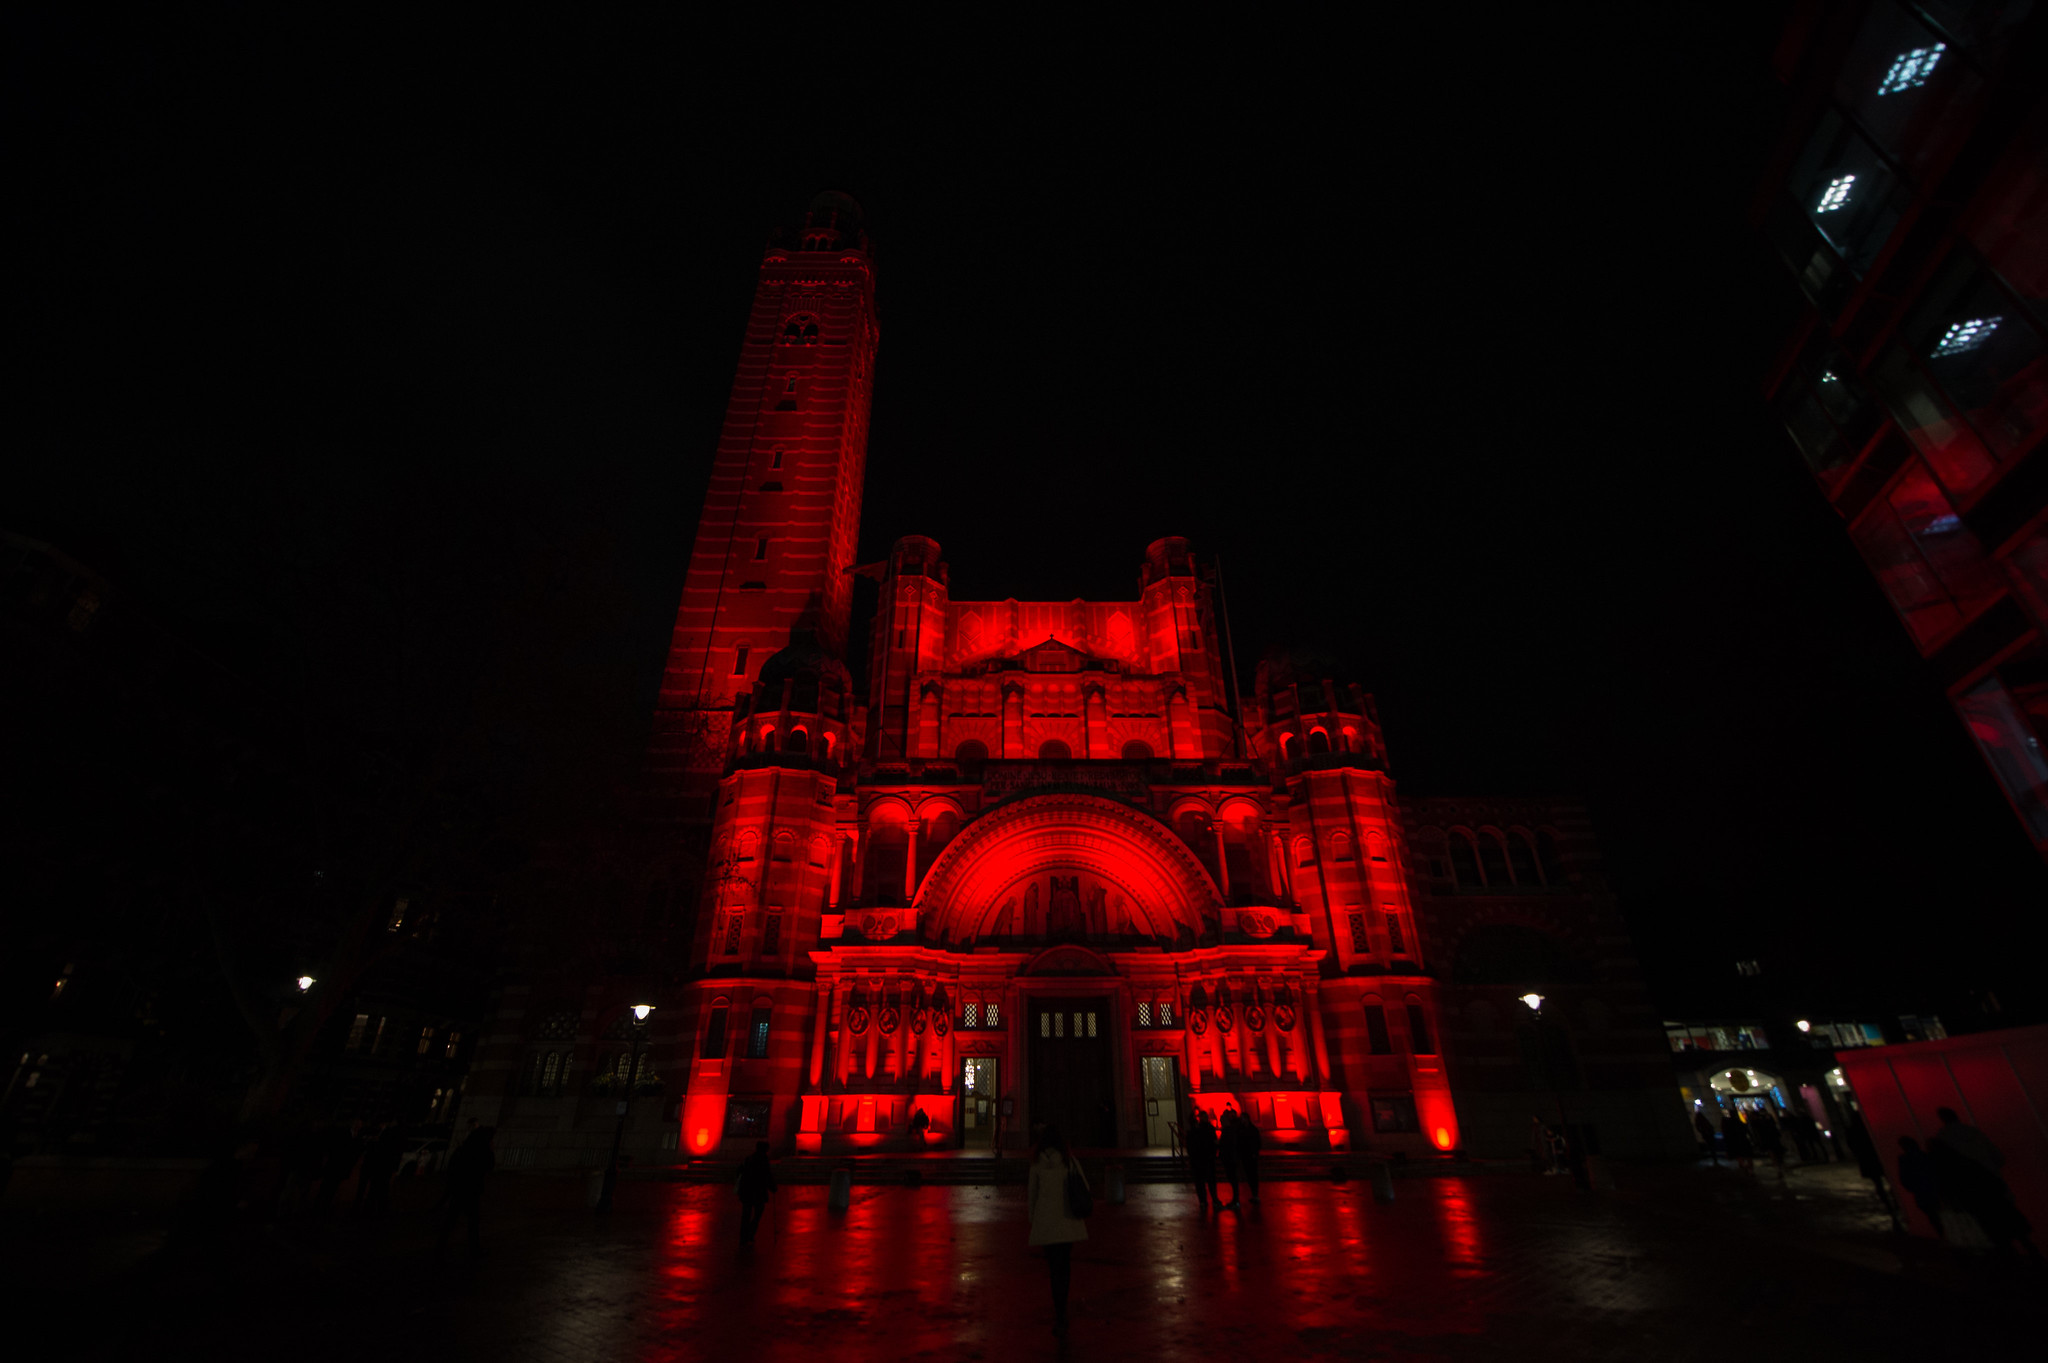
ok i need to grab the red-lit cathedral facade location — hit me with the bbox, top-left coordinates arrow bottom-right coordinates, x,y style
466,195 -> 1693,1164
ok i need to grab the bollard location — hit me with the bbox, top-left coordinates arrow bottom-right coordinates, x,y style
1106,1163 -> 1126,1205
828,1167 -> 852,1211
1370,1160 -> 1396,1204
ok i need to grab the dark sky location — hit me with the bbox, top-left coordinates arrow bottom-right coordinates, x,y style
11,11 -> 2046,1023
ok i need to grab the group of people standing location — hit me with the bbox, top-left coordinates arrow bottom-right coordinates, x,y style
1693,1102 -> 1830,1171
1182,1106 -> 1261,1210
1891,1107 -> 2037,1256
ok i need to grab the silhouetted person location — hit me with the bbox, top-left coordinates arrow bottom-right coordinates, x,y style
1217,1109 -> 1243,1209
1844,1111 -> 1901,1229
1186,1110 -> 1220,1209
315,1118 -> 365,1216
1026,1123 -> 1088,1341
1929,1107 -> 2037,1256
1720,1110 -> 1754,1172
1750,1107 -> 1786,1172
909,1107 -> 931,1149
438,1125 -> 495,1258
356,1121 -> 407,1217
737,1141 -> 776,1245
1895,1136 -> 1943,1231
1693,1110 -> 1718,1162
1231,1108 -> 1262,1202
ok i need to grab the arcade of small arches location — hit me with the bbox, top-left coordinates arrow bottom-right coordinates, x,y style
1436,826 -> 1568,892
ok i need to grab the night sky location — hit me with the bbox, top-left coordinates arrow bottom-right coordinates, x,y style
12,12 -> 2046,1025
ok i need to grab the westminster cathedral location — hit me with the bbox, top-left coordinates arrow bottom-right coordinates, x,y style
460,194 -> 1694,1166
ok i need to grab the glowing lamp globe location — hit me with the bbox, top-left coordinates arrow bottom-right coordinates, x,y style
296,975 -> 315,993
1796,1019 -> 1811,1033
1518,993 -> 1544,1013
632,1004 -> 654,1022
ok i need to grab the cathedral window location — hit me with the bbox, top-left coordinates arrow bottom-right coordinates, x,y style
724,916 -> 743,955
1157,1001 -> 1170,1026
771,449 -> 783,469
1348,912 -> 1370,953
1138,1001 -> 1152,1027
1363,1003 -> 1394,1055
1278,733 -> 1296,763
781,315 -> 820,344
1308,728 -> 1331,755
784,727 -> 808,754
732,645 -> 749,676
755,537 -> 769,561
1478,833 -> 1511,886
964,1001 -> 980,1029
1293,836 -> 1315,868
747,1005 -> 772,1058
1038,739 -> 1072,761
986,1001 -> 1000,1028
1121,740 -> 1154,761
1448,833 -> 1482,888
701,1003 -> 730,1058
1385,912 -> 1406,955
1405,1000 -> 1437,1055
954,739 -> 988,777
1331,832 -> 1354,862
1508,831 -> 1541,885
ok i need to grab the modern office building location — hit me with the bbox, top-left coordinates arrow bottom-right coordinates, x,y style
1759,1 -> 2048,855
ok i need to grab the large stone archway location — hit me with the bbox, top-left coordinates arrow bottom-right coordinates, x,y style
913,794 -> 1222,947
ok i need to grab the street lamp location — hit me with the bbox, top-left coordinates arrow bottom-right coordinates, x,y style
595,1003 -> 656,1213
1518,992 -> 1589,1189
297,975 -> 316,993
1796,1019 -> 1812,1033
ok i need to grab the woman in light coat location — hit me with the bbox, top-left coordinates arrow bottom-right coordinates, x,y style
1026,1123 -> 1088,1339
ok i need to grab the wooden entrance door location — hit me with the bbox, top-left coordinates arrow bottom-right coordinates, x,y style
1029,996 -> 1116,1148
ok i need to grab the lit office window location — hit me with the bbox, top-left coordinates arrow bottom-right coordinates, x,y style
1816,175 -> 1856,213
1931,317 -> 2002,357
1876,44 -> 1945,95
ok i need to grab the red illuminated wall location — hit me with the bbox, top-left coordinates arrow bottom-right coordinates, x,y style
646,193 -> 878,821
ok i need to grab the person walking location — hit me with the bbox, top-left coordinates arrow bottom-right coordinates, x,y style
1232,1108 -> 1262,1203
736,1140 -> 776,1246
437,1124 -> 496,1259
1843,1110 -> 1902,1230
1186,1109 -> 1220,1210
1929,1107 -> 2037,1256
315,1117 -> 365,1217
1721,1109 -> 1754,1172
1026,1123 -> 1089,1341
356,1120 -> 408,1217
1216,1109 -> 1243,1210
1895,1136 -> 1944,1233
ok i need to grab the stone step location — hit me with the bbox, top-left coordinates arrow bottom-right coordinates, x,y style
627,1150 -> 1464,1187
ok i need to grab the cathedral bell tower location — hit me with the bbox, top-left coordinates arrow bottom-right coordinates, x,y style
648,192 -> 879,822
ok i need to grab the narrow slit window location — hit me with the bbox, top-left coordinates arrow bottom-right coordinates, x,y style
755,537 -> 769,561
732,645 -> 749,676
985,1002 -> 999,1028
1385,912 -> 1406,954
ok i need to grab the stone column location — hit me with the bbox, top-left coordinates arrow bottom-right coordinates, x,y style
1306,984 -> 1333,1085
809,977 -> 834,1087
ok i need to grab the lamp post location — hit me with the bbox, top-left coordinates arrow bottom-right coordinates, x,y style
1520,993 -> 1589,1191
595,1003 -> 654,1214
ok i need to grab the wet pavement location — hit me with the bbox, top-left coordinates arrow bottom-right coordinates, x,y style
36,1161 -> 2048,1361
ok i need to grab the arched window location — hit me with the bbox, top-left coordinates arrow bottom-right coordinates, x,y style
736,830 -> 759,862
1293,836 -> 1316,868
1405,996 -> 1437,1055
808,836 -> 831,869
1448,833 -> 1482,888
1478,833 -> 1511,886
784,726 -> 808,754
1307,728 -> 1331,755
1341,725 -> 1359,752
1038,739 -> 1072,761
1176,808 -> 1221,883
1218,804 -> 1267,902
772,831 -> 795,862
1508,831 -> 1540,885
861,806 -> 910,906
1331,832 -> 1355,862
1278,732 -> 1296,763
1536,831 -> 1566,884
918,806 -> 961,881
954,739 -> 988,777
732,644 -> 750,676
701,1001 -> 730,1058
820,731 -> 836,760
1121,740 -> 1154,761
781,315 -> 820,344
759,724 -> 777,750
